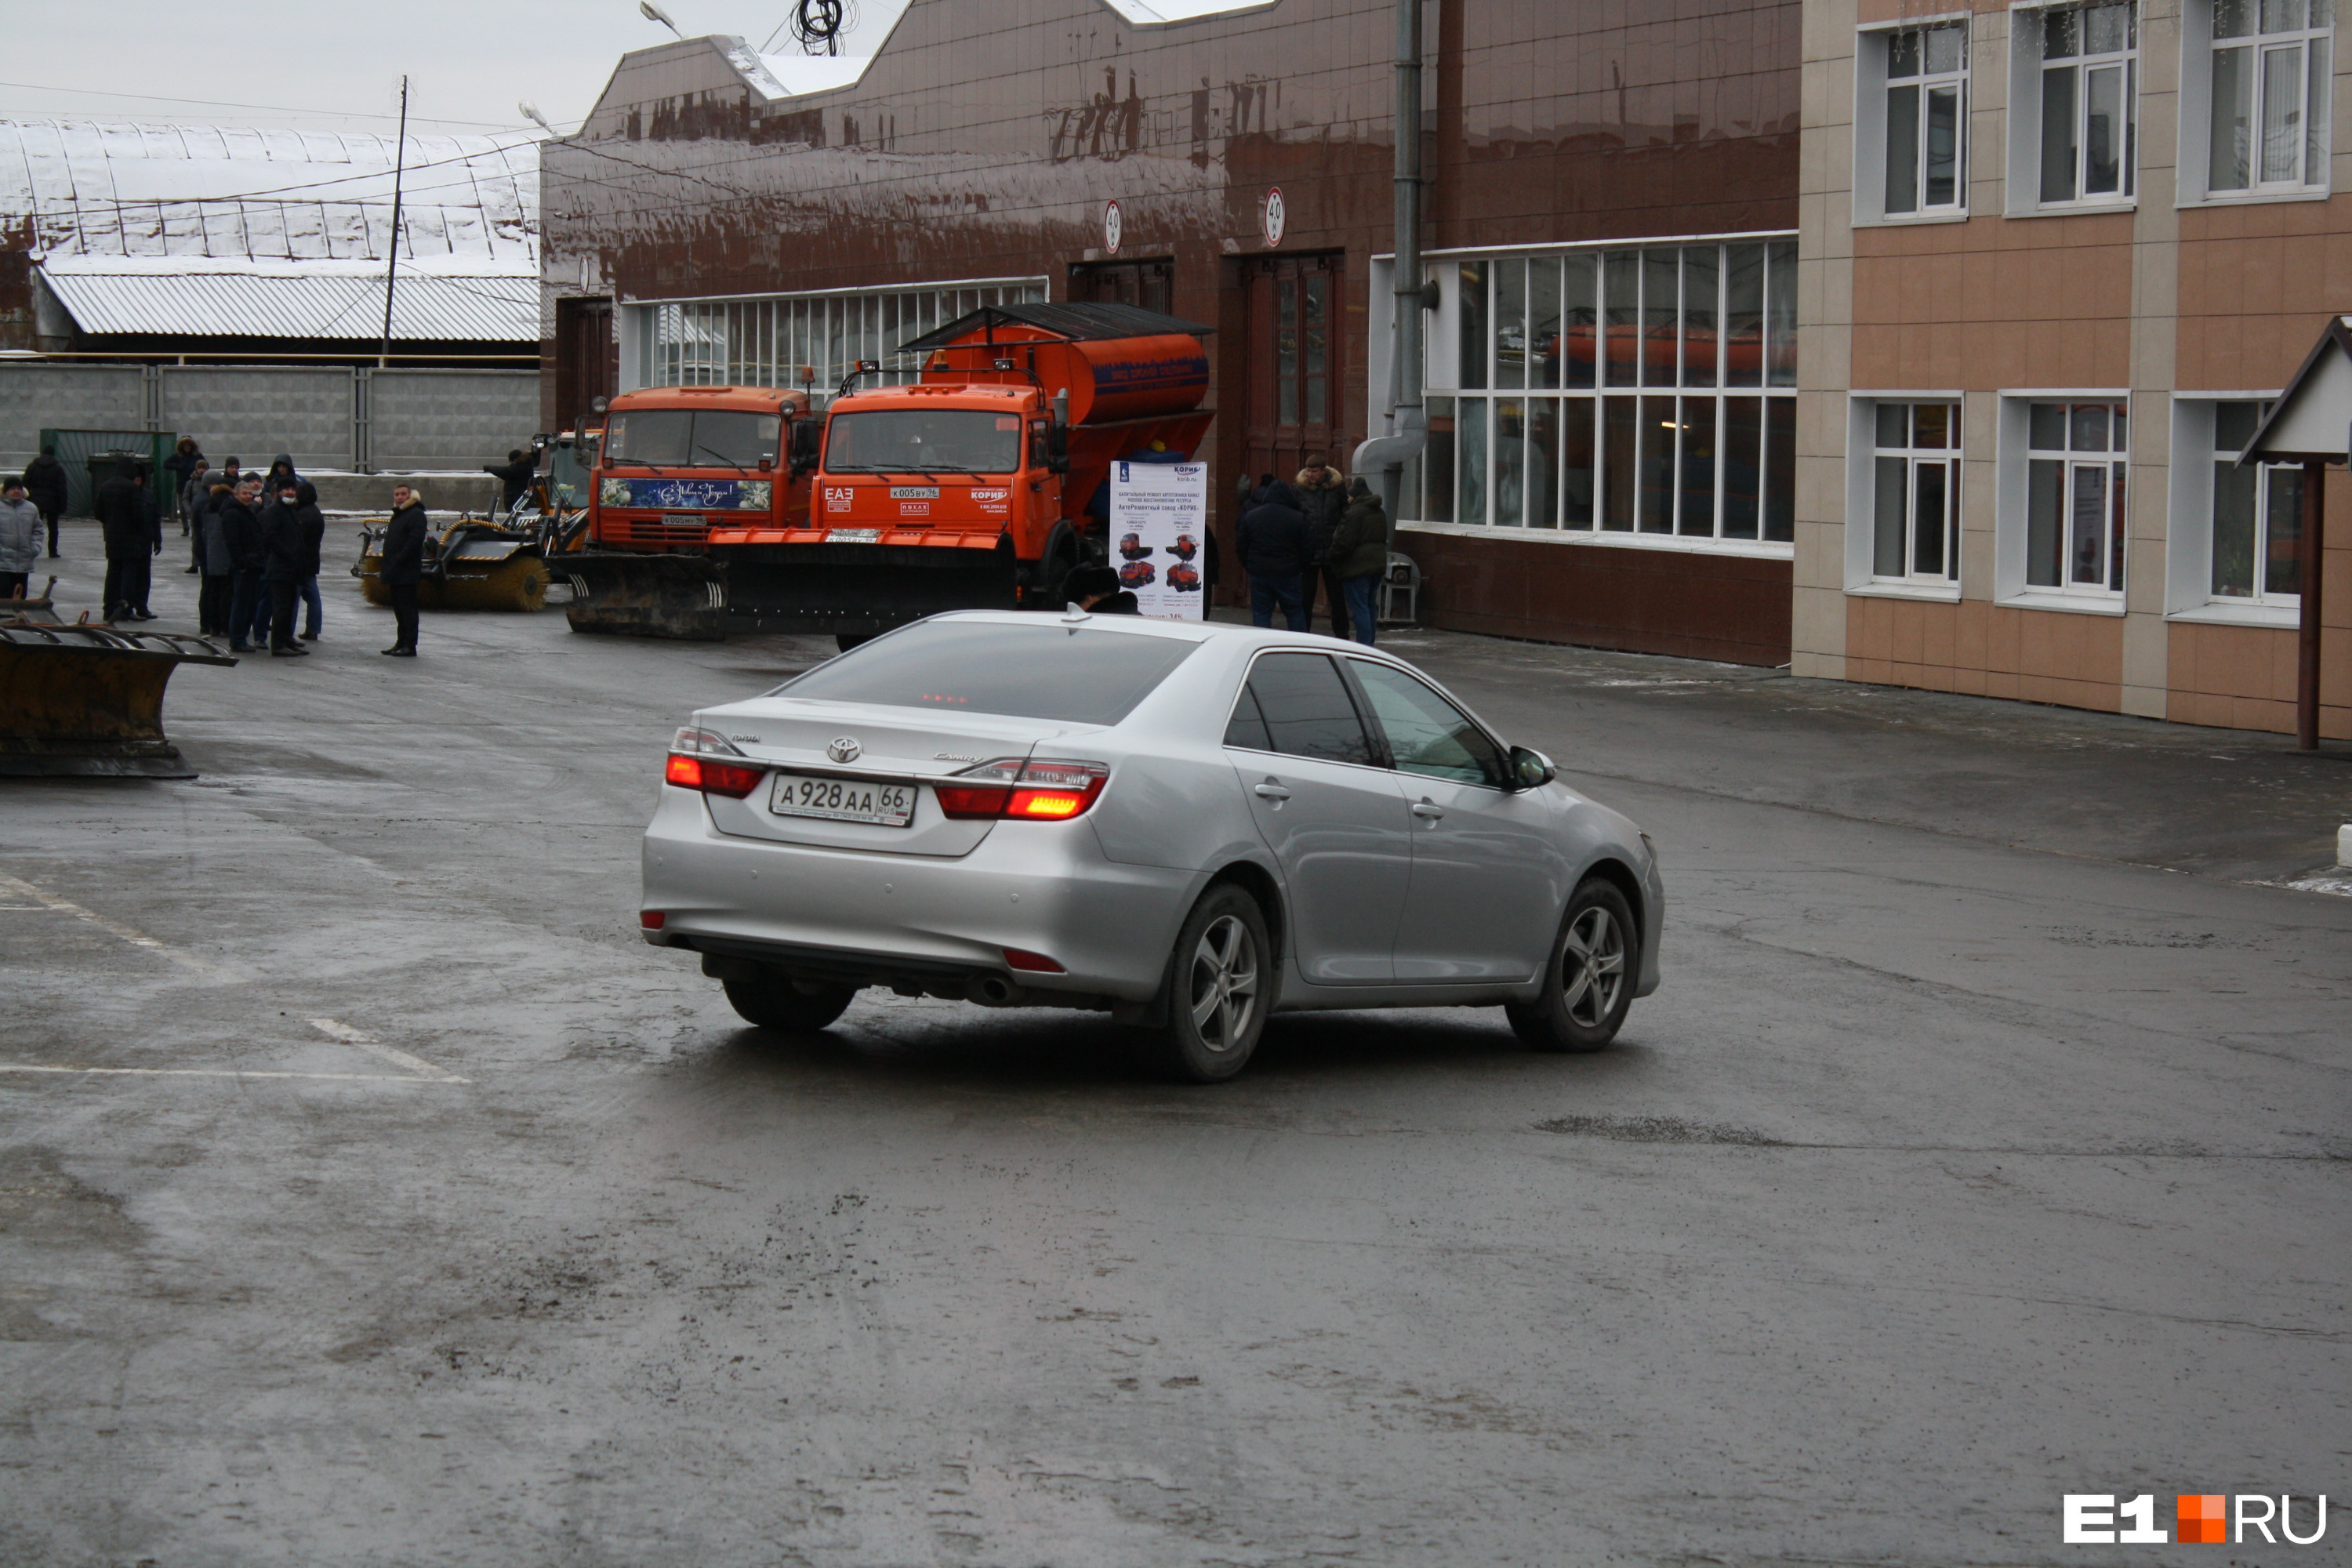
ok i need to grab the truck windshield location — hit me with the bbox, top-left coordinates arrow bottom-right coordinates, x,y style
606,409 -> 780,468
826,409 -> 1022,475
779,620 -> 1200,725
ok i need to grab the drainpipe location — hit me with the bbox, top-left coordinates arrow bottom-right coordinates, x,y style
1349,0 -> 1432,511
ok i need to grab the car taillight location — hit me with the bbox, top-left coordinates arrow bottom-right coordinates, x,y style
665,751 -> 765,798
935,757 -> 1109,820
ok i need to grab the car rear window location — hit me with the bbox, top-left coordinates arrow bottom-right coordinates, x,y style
779,620 -> 1201,725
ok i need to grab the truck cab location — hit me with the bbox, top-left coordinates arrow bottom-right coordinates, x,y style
589,385 -> 810,550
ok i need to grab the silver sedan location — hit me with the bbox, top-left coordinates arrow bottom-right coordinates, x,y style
640,611 -> 1663,1081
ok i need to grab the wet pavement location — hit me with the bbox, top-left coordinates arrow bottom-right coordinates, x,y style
4,519 -> 2349,1566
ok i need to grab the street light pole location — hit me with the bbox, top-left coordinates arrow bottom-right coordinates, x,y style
379,75 -> 409,371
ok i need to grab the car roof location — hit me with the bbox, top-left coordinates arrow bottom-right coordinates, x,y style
926,610 -> 1379,657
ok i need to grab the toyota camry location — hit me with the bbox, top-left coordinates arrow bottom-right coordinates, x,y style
641,611 -> 1663,1081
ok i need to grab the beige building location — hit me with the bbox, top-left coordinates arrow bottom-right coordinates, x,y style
1795,0 -> 2348,738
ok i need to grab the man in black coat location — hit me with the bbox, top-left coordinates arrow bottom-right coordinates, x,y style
292,480 -> 326,641
258,479 -> 311,656
379,483 -> 427,656
21,445 -> 67,557
1290,453 -> 1352,641
96,463 -> 158,622
162,437 -> 203,535
1234,477 -> 1312,630
220,477 -> 269,653
482,448 -> 536,513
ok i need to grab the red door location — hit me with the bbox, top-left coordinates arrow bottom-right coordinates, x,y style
1240,253 -> 1343,495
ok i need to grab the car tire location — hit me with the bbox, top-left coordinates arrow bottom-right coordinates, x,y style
1149,884 -> 1272,1083
833,633 -> 872,653
722,971 -> 859,1033
1505,877 -> 1637,1054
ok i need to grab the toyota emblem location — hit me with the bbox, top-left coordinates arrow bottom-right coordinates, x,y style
826,736 -> 862,764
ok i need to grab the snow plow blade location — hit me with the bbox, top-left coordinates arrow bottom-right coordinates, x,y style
557,552 -> 728,641
0,623 -> 238,779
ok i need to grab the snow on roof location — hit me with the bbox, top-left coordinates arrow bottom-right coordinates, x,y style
37,261 -> 536,342
0,118 -> 538,265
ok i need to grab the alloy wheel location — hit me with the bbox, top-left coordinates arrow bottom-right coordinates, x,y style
1188,913 -> 1260,1053
1559,906 -> 1627,1029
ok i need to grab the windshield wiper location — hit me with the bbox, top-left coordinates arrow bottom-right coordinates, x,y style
691,444 -> 749,471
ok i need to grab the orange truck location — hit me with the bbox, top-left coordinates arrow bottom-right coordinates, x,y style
563,303 -> 1214,644
561,384 -> 815,639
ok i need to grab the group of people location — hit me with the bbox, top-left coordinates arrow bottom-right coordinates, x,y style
1234,453 -> 1391,644
181,452 -> 328,656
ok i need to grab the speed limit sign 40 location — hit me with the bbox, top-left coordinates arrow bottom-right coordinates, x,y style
1261,187 -> 1286,248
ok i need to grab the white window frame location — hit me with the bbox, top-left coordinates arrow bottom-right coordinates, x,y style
2165,394 -> 2307,626
1995,393 -> 2130,612
1857,16 -> 1974,226
1387,237 -> 1801,557
1848,395 -> 1965,598
2007,0 -> 2140,213
2178,0 -> 2333,204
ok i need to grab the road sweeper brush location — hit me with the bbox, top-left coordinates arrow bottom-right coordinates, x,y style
353,514 -> 554,612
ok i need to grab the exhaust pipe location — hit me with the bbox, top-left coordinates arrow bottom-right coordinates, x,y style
971,975 -> 1025,1007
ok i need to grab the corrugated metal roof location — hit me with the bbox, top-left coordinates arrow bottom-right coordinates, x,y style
0,118 -> 537,264
38,257 -> 536,341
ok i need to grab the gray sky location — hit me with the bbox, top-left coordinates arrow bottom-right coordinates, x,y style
0,0 -> 911,139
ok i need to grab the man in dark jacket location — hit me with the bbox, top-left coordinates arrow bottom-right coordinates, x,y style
258,479 -> 311,656
1235,477 -> 1312,631
1326,478 -> 1391,647
1290,453 -> 1352,641
96,463 -> 156,622
483,449 -> 536,513
292,480 -> 326,641
130,470 -> 162,617
220,477 -> 268,652
180,460 -> 212,572
379,484 -> 427,655
21,445 -> 67,557
196,479 -> 237,636
163,437 -> 203,535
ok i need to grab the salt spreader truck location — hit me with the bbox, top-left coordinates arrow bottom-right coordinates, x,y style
564,303 -> 1214,644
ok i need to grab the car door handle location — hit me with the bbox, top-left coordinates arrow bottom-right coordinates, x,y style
1253,781 -> 1292,801
1411,800 -> 1445,820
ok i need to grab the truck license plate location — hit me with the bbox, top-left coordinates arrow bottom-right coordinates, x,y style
769,771 -> 915,827
826,528 -> 882,543
662,512 -> 709,527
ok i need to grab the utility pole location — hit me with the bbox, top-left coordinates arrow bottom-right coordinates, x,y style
379,74 -> 409,370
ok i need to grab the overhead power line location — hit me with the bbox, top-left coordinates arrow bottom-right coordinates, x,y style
0,78 -> 535,131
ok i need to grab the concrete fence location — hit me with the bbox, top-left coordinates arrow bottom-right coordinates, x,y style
0,362 -> 541,488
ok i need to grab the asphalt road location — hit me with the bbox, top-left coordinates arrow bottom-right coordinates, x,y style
4,521 -> 2349,1567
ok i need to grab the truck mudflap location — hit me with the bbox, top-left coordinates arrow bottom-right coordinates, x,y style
557,552 -> 729,641
720,542 -> 1018,637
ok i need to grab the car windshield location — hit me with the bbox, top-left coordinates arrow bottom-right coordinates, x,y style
779,620 -> 1200,725
825,409 -> 1022,474
606,409 -> 779,468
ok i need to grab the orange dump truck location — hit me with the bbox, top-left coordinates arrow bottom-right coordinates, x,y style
710,302 -> 1214,643
561,385 -> 815,639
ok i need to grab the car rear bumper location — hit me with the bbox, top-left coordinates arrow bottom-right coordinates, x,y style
640,786 -> 1197,1004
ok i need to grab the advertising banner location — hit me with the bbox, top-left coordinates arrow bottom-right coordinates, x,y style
598,476 -> 773,512
1106,461 -> 1208,619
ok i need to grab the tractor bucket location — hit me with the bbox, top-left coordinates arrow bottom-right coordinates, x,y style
557,552 -> 729,641
0,623 -> 237,779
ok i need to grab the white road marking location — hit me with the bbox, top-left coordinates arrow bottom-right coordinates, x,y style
0,873 -> 228,979
307,1018 -> 466,1083
0,872 -> 467,1087
0,1065 -> 448,1083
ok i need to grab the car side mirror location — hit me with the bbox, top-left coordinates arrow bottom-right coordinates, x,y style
788,417 -> 822,476
1508,746 -> 1555,790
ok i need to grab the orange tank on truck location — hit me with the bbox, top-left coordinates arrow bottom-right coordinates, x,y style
702,302 -> 1215,644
